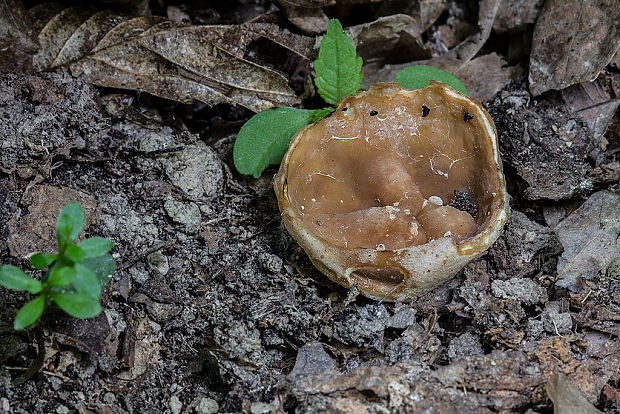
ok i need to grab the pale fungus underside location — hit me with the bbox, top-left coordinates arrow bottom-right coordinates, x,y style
275,82 -> 509,301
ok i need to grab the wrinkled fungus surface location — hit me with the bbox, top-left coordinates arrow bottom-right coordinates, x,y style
275,82 -> 508,300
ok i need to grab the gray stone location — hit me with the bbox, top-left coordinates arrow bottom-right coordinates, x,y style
195,398 -> 219,414
290,342 -> 337,380
162,143 -> 223,199
258,252 -> 283,273
250,402 -> 277,414
168,395 -> 182,414
55,405 -> 69,414
1,398 -> 10,413
147,250 -> 170,275
385,305 -> 417,329
491,278 -> 547,305
164,199 -> 202,232
99,193 -> 159,248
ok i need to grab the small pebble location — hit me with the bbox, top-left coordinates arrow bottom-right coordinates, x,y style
168,395 -> 182,414
196,397 -> 219,414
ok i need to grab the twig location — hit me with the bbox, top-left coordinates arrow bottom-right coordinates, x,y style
5,367 -> 70,381
118,240 -> 175,271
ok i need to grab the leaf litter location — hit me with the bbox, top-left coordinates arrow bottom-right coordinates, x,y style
0,1 -> 620,413
29,8 -> 314,112
554,191 -> 620,292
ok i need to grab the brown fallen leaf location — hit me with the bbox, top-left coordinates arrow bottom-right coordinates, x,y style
554,191 -> 620,292
33,6 -> 99,70
365,0 -> 501,85
100,0 -> 150,15
529,0 -> 620,96
30,7 -> 310,112
70,17 -> 308,112
375,0 -> 446,32
546,373 -> 601,414
454,53 -> 522,102
347,14 -> 431,70
271,0 -> 330,35
7,185 -> 99,257
561,79 -> 620,142
0,0 -> 38,72
492,0 -> 543,33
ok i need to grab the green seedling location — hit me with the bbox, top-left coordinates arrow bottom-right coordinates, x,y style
0,202 -> 116,330
233,18 -> 469,178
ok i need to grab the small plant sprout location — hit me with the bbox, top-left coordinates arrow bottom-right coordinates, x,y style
0,202 -> 116,330
233,18 -> 469,178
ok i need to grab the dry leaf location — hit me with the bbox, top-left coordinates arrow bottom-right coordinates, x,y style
39,9 -> 130,70
546,373 -> 601,414
365,0 -> 501,85
561,80 -> 620,142
492,0 -> 543,33
529,0 -> 620,96
31,7 -> 311,112
100,0 -> 149,15
271,0 -> 330,35
454,53 -> 522,102
33,6 -> 99,70
554,191 -> 620,292
347,14 -> 431,71
375,0 -> 446,31
0,0 -> 38,72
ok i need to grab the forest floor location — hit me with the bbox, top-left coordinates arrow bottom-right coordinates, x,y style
0,0 -> 619,413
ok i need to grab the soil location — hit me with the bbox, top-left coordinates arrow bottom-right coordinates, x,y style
1,1 -> 619,414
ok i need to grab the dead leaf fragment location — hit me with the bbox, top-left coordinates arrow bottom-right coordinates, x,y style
33,7 -> 96,70
454,53 -> 522,102
347,14 -> 431,70
561,80 -> 620,143
118,317 -> 162,380
0,0 -> 38,72
493,0 -> 543,33
546,373 -> 601,414
7,185 -> 99,257
31,7 -> 309,112
554,191 -> 620,292
365,0 -> 501,85
375,0 -> 446,32
271,0 -> 330,35
529,0 -> 620,96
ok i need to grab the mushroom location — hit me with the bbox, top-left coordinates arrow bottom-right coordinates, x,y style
274,82 -> 509,301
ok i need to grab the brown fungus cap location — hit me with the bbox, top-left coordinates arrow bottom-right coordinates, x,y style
274,82 -> 509,301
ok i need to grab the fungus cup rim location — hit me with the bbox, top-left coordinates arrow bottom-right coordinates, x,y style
274,81 -> 509,301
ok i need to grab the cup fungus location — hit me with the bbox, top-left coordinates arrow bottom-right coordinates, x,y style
274,82 -> 509,301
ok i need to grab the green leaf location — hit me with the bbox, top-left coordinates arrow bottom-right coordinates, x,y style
395,65 -> 469,95
51,293 -> 102,319
48,266 -> 76,286
30,253 -> 57,269
78,237 -> 114,258
314,19 -> 363,105
65,244 -> 85,263
56,202 -> 85,248
312,107 -> 335,122
0,265 -> 42,293
14,295 -> 45,330
233,107 -> 318,178
81,254 -> 116,288
72,263 -> 101,298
